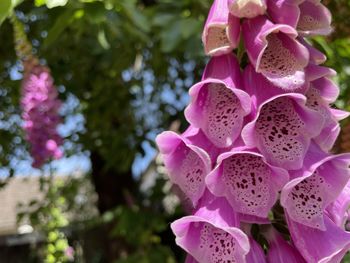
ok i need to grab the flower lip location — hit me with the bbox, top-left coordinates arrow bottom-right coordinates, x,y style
156,131 -> 211,207
281,152 -> 350,230
255,24 -> 300,72
171,215 -> 250,263
206,149 -> 289,218
242,92 -> 324,170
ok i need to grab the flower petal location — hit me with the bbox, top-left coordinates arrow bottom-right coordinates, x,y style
242,93 -> 324,170
297,0 -> 332,36
299,37 -> 327,65
171,215 -> 250,263
281,153 -> 350,230
242,16 -> 309,89
228,0 -> 267,18
311,77 -> 340,104
267,0 -> 301,28
265,227 -> 306,263
305,85 -> 344,151
305,64 -> 336,82
287,214 -> 350,263
247,237 -> 267,263
206,150 -> 288,218
202,0 -> 240,56
327,180 -> 350,228
156,131 -> 211,207
185,55 -> 251,148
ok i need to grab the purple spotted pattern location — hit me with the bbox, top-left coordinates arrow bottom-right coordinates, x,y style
156,1 -> 350,262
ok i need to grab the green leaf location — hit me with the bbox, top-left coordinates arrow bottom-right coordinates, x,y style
98,29 -> 110,49
0,0 -> 12,27
119,1 -> 150,33
35,0 -> 46,6
11,0 -> 24,7
160,20 -> 182,53
179,18 -> 201,39
43,9 -> 75,48
46,0 -> 68,8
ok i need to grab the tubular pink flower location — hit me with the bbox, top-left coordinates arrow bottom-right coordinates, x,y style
184,255 -> 198,263
281,151 -> 350,230
327,181 -> 350,228
206,150 -> 288,218
202,0 -> 240,56
268,0 -> 332,36
171,193 -> 250,263
287,214 -> 350,263
246,237 -> 266,263
242,16 -> 309,90
296,0 -> 332,36
21,64 -> 63,168
242,92 -> 323,170
156,131 -> 211,207
185,54 -> 251,149
299,37 -> 327,65
265,227 -> 306,263
228,0 -> 267,18
305,83 -> 349,151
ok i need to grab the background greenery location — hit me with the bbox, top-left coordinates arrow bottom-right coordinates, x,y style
0,0 -> 350,262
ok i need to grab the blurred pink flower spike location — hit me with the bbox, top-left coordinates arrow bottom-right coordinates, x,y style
21,64 -> 63,168
202,0 -> 240,56
228,0 -> 267,18
242,16 -> 309,90
185,54 -> 251,149
242,93 -> 323,170
171,195 -> 250,263
206,150 -> 288,218
265,227 -> 306,263
281,153 -> 350,230
156,131 -> 211,207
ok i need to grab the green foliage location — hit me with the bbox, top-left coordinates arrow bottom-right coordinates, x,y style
0,0 -> 12,26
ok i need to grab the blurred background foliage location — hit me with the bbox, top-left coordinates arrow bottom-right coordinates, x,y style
0,0 -> 349,262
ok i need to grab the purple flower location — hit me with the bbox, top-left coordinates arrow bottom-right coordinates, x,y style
202,0 -> 240,56
171,193 -> 250,263
242,92 -> 323,170
327,180 -> 350,228
264,227 -> 306,263
281,150 -> 350,230
246,237 -> 266,263
156,0 -> 349,261
228,0 -> 267,18
184,255 -> 198,263
299,37 -> 327,65
185,54 -> 251,148
242,16 -> 309,90
206,150 -> 288,218
287,214 -> 350,263
156,131 -> 211,207
268,0 -> 332,36
21,64 -> 63,168
305,82 -> 349,151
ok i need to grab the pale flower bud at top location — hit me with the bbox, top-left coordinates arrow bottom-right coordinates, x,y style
229,0 -> 267,18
